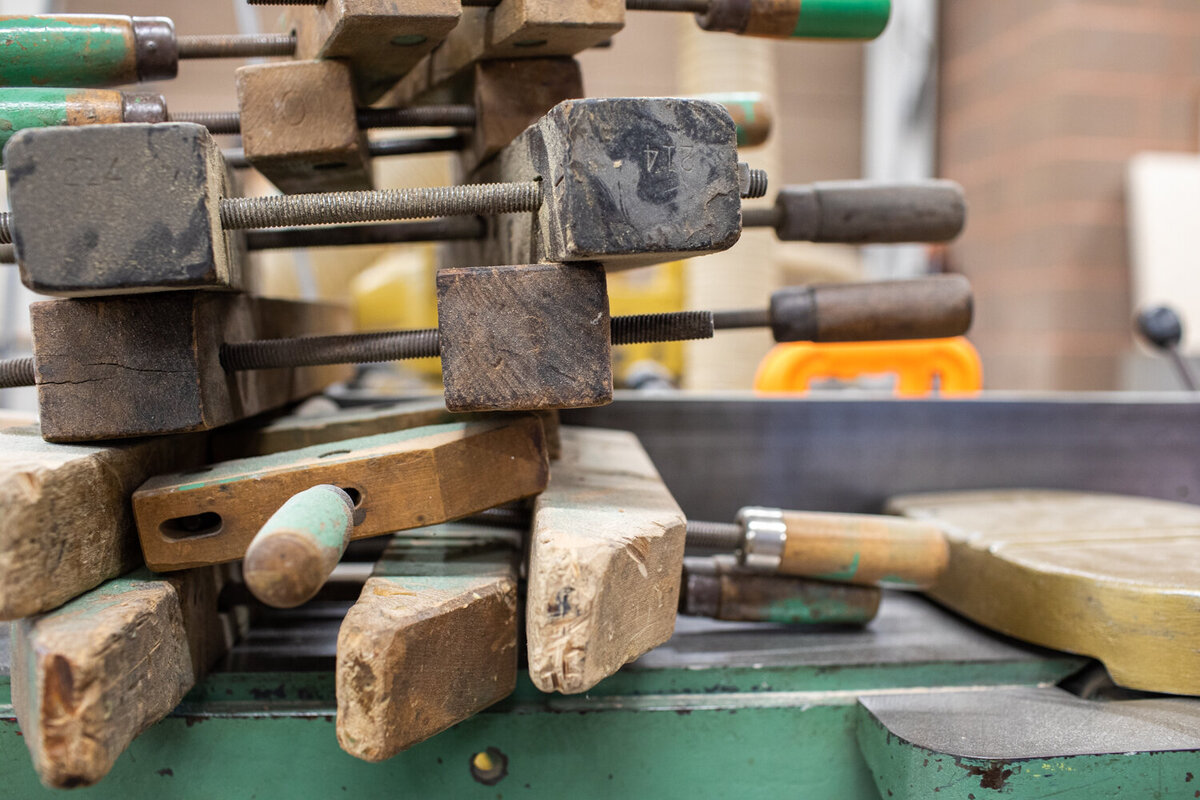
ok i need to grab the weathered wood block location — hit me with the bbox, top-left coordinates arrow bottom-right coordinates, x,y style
236,60 -> 372,194
337,524 -> 520,761
10,567 -> 232,788
526,427 -> 686,694
286,0 -> 462,103
134,417 -> 549,571
0,426 -> 205,620
436,263 -> 612,411
480,97 -> 743,270
30,292 -> 350,442
465,57 -> 584,173
386,0 -> 621,105
6,122 -> 244,297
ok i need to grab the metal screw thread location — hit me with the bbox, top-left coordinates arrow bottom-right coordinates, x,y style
468,507 -> 533,529
684,520 -> 742,550
0,356 -> 35,389
170,111 -> 242,135
218,182 -> 542,230
221,329 -> 440,372
356,105 -> 477,129
626,0 -> 711,11
176,33 -> 297,60
612,311 -> 714,345
744,168 -> 769,199
0,212 -> 11,245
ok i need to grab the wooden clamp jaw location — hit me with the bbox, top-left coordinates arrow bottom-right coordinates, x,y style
470,97 -> 744,271
236,59 -> 373,194
6,122 -> 246,297
387,0 -> 623,107
11,566 -> 240,788
526,427 -> 686,694
132,416 -> 549,571
29,292 -> 350,442
337,523 -> 522,761
282,0 -> 464,103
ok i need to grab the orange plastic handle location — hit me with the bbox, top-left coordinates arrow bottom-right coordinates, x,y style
753,337 -> 982,397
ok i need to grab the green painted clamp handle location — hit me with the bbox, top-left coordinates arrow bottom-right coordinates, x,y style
0,14 -> 176,89
0,88 -> 167,158
698,0 -> 891,41
243,485 -> 357,609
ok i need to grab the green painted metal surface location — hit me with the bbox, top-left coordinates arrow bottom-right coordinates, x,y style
0,647 -> 1085,798
792,0 -> 891,40
0,88 -> 74,153
0,16 -> 133,89
855,702 -> 1200,799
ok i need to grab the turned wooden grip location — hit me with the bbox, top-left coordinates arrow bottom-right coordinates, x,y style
777,511 -> 948,588
243,485 -> 355,608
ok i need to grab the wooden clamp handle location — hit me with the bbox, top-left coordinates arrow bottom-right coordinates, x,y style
243,485 -> 355,608
740,507 -> 949,589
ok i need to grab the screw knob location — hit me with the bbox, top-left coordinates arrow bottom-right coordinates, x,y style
1137,305 -> 1184,351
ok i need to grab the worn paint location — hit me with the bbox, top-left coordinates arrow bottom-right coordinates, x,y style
0,16 -> 137,88
0,88 -> 124,155
763,589 -> 876,625
816,552 -> 861,582
793,0 -> 891,40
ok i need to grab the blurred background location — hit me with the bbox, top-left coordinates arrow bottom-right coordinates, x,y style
3,0 -> 1200,412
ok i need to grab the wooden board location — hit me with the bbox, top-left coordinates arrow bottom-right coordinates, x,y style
134,417 -> 549,571
211,396 -> 562,461
888,489 -> 1200,696
0,426 -> 205,620
526,427 -> 685,694
10,567 -> 232,788
31,293 -> 351,442
436,264 -> 613,411
336,524 -> 520,761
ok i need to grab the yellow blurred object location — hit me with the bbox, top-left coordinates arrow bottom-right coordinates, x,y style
754,338 -> 983,397
350,245 -> 442,379
608,261 -> 686,386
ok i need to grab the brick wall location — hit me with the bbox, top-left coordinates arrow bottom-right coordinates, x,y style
940,0 -> 1200,389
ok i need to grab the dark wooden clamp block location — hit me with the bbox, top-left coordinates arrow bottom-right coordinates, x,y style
5,122 -> 245,297
29,292 -> 350,442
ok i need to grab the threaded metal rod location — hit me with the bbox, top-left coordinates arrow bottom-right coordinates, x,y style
245,218 -> 486,251
626,0 -> 712,12
221,330 -> 440,372
743,168 -> 769,199
173,105 -> 477,137
218,182 -> 542,229
712,308 -> 770,330
0,212 -> 11,245
368,134 -> 467,158
741,206 -> 780,229
684,519 -> 742,550
170,110 -> 242,135
612,311 -> 713,345
176,33 -> 297,59
0,356 -> 34,389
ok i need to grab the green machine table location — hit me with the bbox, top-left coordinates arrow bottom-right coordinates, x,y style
4,395 -> 1200,798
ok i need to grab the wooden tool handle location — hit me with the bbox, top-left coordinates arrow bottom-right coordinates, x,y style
243,485 -> 355,608
769,275 -> 974,344
776,511 -> 948,589
774,180 -> 965,244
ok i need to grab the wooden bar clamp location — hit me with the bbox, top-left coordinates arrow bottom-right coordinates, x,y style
436,263 -> 613,411
477,97 -> 743,270
30,292 -> 350,442
6,122 -> 244,297
336,525 -> 520,761
526,427 -> 686,694
133,417 -> 549,571
236,60 -> 373,194
11,567 -> 235,788
284,0 -> 463,103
